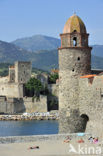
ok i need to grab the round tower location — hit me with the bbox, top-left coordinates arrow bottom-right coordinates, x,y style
58,14 -> 92,133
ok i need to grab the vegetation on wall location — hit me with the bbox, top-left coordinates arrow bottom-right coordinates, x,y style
48,73 -> 59,84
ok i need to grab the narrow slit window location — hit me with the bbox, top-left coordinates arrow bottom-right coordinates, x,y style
72,68 -> 74,72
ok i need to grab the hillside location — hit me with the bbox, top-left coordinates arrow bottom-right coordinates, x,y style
91,45 -> 103,57
0,40 -> 34,62
0,40 -> 58,71
11,35 -> 103,58
0,37 -> 102,71
12,35 -> 61,52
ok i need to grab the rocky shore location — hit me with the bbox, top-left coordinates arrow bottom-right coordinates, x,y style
0,112 -> 59,121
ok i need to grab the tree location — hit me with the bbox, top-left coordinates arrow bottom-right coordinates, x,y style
48,73 -> 59,84
25,77 -> 44,97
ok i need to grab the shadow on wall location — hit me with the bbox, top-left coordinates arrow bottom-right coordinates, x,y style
13,98 -> 26,114
47,94 -> 58,111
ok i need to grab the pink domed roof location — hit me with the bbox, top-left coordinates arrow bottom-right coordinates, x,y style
63,14 -> 86,34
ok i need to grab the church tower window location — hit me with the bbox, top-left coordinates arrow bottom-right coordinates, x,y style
73,37 -> 77,46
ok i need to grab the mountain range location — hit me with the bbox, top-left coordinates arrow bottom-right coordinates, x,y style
0,35 -> 102,71
12,35 -> 61,52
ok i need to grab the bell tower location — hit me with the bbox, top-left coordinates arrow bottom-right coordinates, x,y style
58,14 -> 92,133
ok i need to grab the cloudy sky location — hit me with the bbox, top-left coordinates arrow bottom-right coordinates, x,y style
0,0 -> 103,45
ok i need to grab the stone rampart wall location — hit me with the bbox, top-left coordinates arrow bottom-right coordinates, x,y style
23,95 -> 47,113
0,95 -> 47,114
0,83 -> 23,98
78,75 -> 103,136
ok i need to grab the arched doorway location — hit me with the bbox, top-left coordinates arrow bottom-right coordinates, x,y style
80,114 -> 89,132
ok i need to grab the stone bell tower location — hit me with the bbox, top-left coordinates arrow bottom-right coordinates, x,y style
58,14 -> 92,133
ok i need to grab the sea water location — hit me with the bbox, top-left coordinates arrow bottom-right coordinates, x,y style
0,120 -> 58,136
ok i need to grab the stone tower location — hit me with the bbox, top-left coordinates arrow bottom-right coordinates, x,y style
58,14 -> 92,133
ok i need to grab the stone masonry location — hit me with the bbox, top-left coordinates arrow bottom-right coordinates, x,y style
58,14 -> 103,137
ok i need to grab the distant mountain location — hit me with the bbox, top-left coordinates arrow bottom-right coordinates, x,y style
0,40 -> 58,71
11,35 -> 103,58
11,35 -> 61,52
91,45 -> 103,57
0,40 -> 33,62
0,37 -> 102,71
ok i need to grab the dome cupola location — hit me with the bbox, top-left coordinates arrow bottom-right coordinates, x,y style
63,14 -> 87,34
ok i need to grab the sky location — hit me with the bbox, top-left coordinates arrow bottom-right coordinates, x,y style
0,0 -> 103,45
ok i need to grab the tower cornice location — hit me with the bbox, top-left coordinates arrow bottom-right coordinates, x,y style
58,46 -> 92,50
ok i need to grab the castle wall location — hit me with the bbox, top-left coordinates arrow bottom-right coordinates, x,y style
0,83 -> 23,98
23,95 -> 47,113
0,97 -> 25,114
78,75 -> 103,136
0,95 -> 47,114
0,77 -> 8,83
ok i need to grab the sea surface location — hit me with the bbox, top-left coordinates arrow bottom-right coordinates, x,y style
0,120 -> 58,137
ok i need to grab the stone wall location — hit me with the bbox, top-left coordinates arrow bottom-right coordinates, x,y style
0,97 -> 25,114
15,61 -> 31,84
0,77 -> 8,83
0,83 -> 23,98
0,95 -> 47,114
59,47 -> 92,133
78,75 -> 103,137
23,95 -> 47,113
58,73 -> 103,136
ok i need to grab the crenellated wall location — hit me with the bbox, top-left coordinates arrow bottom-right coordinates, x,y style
78,75 -> 103,136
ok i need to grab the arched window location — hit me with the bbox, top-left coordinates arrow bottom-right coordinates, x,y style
73,30 -> 77,33
81,114 -> 89,122
73,37 -> 77,46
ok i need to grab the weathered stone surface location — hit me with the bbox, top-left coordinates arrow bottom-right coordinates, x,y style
58,15 -> 103,136
0,95 -> 48,114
